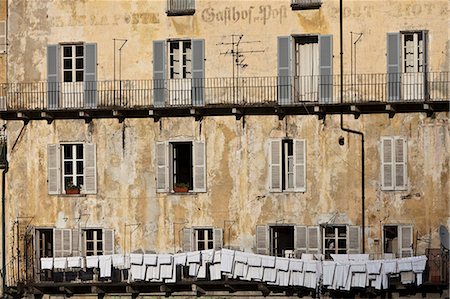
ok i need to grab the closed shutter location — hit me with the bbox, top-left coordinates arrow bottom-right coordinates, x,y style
399,225 -> 413,257
72,229 -> 80,256
381,137 -> 394,190
84,43 -> 97,108
192,39 -> 205,106
307,226 -> 320,254
294,225 -> 307,257
182,228 -> 193,252
394,137 -> 407,190
0,21 -> 6,53
47,44 -> 60,109
213,228 -> 223,250
256,225 -> 268,255
47,144 -> 60,195
53,228 -> 71,257
84,143 -> 97,194
387,32 -> 401,101
103,228 -> 114,255
347,226 -> 361,254
156,142 -> 168,192
269,139 -> 282,192
153,40 -> 166,107
277,36 -> 292,105
193,141 -> 206,192
293,139 -> 306,192
319,35 -> 333,103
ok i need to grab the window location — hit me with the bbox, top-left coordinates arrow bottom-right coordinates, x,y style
256,225 -> 321,257
0,21 -> 6,53
84,229 -> 103,256
166,0 -> 195,16
322,225 -> 361,259
156,141 -> 206,193
383,225 -> 413,258
291,0 -> 322,10
37,229 -> 54,258
62,44 -> 84,83
47,143 -> 97,195
277,35 -> 332,104
153,39 -> 204,107
269,139 -> 306,192
182,227 -> 223,252
381,137 -> 407,191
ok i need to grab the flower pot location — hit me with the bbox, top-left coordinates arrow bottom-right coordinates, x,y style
66,188 -> 80,195
173,186 -> 189,193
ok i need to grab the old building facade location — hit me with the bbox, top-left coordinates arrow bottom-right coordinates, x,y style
0,0 -> 448,297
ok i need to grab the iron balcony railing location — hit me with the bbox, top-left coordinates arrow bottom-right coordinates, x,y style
0,72 -> 448,111
166,0 -> 195,16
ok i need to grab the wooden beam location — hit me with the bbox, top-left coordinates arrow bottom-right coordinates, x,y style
350,105 -> 361,119
386,104 -> 396,118
192,284 -> 206,296
257,283 -> 271,296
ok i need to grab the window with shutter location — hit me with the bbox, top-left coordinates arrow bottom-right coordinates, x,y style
0,21 -> 6,53
269,139 -> 282,192
399,225 -> 413,257
256,225 -> 269,255
103,228 -> 115,255
156,142 -> 168,192
381,137 -> 407,191
72,229 -> 80,256
193,141 -> 206,192
53,228 -> 72,257
294,139 -> 306,191
347,226 -> 361,254
182,228 -> 193,252
47,144 -> 60,195
294,226 -> 307,257
383,224 -> 413,258
307,226 -> 320,254
213,228 -> 223,250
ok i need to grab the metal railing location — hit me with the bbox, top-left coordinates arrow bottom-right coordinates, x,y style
166,0 -> 195,15
0,72 -> 448,111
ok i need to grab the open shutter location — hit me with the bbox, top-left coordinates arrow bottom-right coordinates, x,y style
156,142 -> 168,192
387,32 -> 401,101
422,31 -> 428,98
277,36 -> 292,105
153,40 -> 166,107
84,43 -> 97,108
307,226 -> 320,254
293,139 -> 306,192
47,44 -> 60,109
213,228 -> 223,250
84,143 -> 97,194
347,226 -> 361,254
54,228 -> 71,257
399,225 -> 413,257
103,228 -> 114,255
47,144 -> 60,195
381,137 -> 394,190
319,35 -> 333,103
182,228 -> 193,252
294,225 -> 307,257
394,137 -> 407,190
193,141 -> 206,192
0,21 -> 6,53
269,139 -> 282,192
256,225 -> 269,255
192,39 -> 205,106
72,229 -> 80,256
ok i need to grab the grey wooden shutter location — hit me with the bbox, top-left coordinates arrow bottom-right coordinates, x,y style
256,225 -> 269,255
347,226 -> 361,254
387,32 -> 401,101
0,21 -> 6,53
182,228 -> 193,252
269,139 -> 282,192
319,35 -> 333,103
422,31 -> 428,98
153,40 -> 166,107
192,39 -> 205,106
156,142 -> 168,192
277,36 -> 292,105
103,228 -> 114,255
193,141 -> 206,192
84,143 -> 97,194
47,44 -> 60,109
394,137 -> 407,190
47,144 -> 60,195
381,137 -> 394,190
84,43 -> 97,108
213,228 -> 223,250
294,225 -> 307,257
307,226 -> 320,254
399,225 -> 413,257
72,229 -> 80,256
54,228 -> 72,257
293,139 -> 306,192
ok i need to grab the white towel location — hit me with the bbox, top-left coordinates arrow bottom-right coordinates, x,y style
197,259 -> 208,279
331,254 -> 349,261
158,254 -> 172,264
262,267 -> 277,283
304,261 -> 317,272
416,273 -> 423,285
143,254 -> 158,266
187,251 -> 201,264
289,259 -> 303,272
322,261 -> 336,286
173,253 -> 187,266
130,264 -> 145,281
112,254 -> 125,268
301,253 -> 315,261
412,256 -> 427,272
213,250 -> 221,263
220,249 -> 235,273
400,271 -> 415,284
160,263 -> 174,279
382,260 -> 397,274
233,262 -> 246,278
397,259 -> 412,272
99,255 -> 112,278
201,249 -> 215,263
246,265 -> 263,281
261,256 -> 275,268
276,270 -> 290,287
350,262 -> 365,273
367,261 -> 382,274
86,256 -> 99,268
348,254 -> 369,261
189,262 -> 200,276
234,251 -> 248,263
209,262 -> 222,280
247,255 -> 262,267
67,256 -> 82,268
130,253 -> 143,265
275,257 -> 289,271
53,257 -> 67,269
40,257 -> 53,270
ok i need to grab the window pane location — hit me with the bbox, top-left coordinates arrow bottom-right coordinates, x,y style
76,58 -> 83,69
197,229 -> 204,240
63,71 -> 72,82
197,242 -> 205,251
97,230 -> 103,240
76,145 -> 83,159
86,230 -> 93,240
64,161 -> 73,174
76,161 -> 83,174
76,176 -> 83,187
63,46 -> 72,57
63,59 -> 72,70
76,45 -> 84,57
64,177 -> 72,189
97,242 -> 103,251
76,71 -> 83,82
207,229 -> 213,240
207,241 -> 214,249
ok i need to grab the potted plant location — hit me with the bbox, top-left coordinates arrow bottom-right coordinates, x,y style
173,183 -> 189,193
65,181 -> 81,195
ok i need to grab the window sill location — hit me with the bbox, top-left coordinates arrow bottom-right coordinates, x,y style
166,9 -> 195,16
58,193 -> 87,197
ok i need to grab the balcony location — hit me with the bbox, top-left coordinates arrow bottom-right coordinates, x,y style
166,0 -> 195,16
0,72 -> 448,122
291,0 -> 322,10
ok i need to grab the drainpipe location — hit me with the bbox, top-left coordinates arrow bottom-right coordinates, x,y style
339,0 -> 365,253
1,161 -> 7,294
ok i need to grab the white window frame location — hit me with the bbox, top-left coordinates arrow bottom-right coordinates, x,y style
61,43 -> 84,83
62,143 -> 84,193
0,21 -> 6,54
194,227 -> 214,251
401,32 -> 424,74
168,39 -> 192,79
83,228 -> 103,256
381,137 -> 407,191
382,224 -> 414,258
321,225 -> 361,258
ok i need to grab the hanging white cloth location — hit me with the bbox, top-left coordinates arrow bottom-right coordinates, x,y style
220,249 -> 235,273
85,256 -> 99,268
40,258 -> 53,270
67,256 -> 83,268
53,257 -> 67,270
112,254 -> 126,269
130,253 -> 143,265
322,261 -> 336,286
99,255 -> 112,278
143,254 -> 158,266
